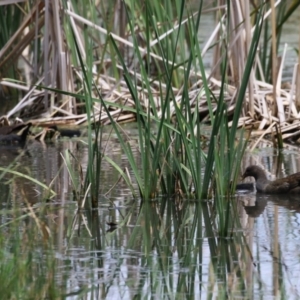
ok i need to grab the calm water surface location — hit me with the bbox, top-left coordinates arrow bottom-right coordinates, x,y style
1,133 -> 300,299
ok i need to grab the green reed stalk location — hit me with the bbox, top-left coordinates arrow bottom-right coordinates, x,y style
0,4 -> 24,91
64,6 -> 103,209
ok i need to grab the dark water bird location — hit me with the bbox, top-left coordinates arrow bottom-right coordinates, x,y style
242,165 -> 300,194
0,122 -> 32,145
33,125 -> 81,142
49,125 -> 81,138
0,123 -> 30,135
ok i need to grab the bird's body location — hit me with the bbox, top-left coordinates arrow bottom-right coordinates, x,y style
0,122 -> 31,145
242,165 -> 300,194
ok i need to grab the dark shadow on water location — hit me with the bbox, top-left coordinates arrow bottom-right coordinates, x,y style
243,194 -> 268,218
0,144 -> 28,160
270,194 -> 300,212
243,193 -> 300,218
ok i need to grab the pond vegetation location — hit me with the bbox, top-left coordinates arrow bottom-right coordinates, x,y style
0,0 -> 300,298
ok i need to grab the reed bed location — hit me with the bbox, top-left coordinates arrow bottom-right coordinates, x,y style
0,1 -> 299,142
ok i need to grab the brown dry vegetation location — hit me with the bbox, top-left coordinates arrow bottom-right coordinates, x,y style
0,1 -> 299,142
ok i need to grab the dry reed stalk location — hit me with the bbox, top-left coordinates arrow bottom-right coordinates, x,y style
6,77 -> 44,118
250,122 -> 276,151
288,64 -> 298,119
296,17 -> 300,110
243,0 -> 255,117
270,0 -> 280,122
230,1 -> 245,88
1,0 -> 300,145
0,1 -> 44,67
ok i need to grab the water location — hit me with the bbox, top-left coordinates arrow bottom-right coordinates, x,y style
237,141 -> 300,299
0,134 -> 300,299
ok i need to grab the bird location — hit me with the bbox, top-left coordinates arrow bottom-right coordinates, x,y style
0,122 -> 32,145
242,165 -> 300,194
49,125 -> 81,138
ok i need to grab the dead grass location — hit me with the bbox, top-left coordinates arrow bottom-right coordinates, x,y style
0,1 -> 299,142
